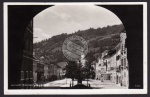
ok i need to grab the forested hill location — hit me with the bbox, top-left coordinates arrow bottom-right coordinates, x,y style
34,24 -> 124,63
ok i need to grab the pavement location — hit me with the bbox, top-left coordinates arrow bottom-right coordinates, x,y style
87,79 -> 128,89
42,78 -> 128,89
43,78 -> 72,88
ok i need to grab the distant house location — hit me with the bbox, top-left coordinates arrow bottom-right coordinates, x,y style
48,64 -> 55,80
95,58 -> 101,80
33,58 -> 39,83
44,64 -> 49,81
36,56 -> 45,83
115,42 -> 122,84
53,64 -> 58,77
80,54 -> 86,67
94,56 -> 108,81
56,65 -> 62,80
57,62 -> 68,79
44,59 -> 50,81
48,63 -> 58,81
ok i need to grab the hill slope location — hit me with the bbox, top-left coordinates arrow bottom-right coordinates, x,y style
34,24 -> 124,63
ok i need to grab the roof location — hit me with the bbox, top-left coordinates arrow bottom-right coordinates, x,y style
91,60 -> 97,65
103,50 -> 109,54
33,54 -> 40,60
114,42 -> 121,52
44,59 -> 50,64
57,62 -> 68,68
55,64 -> 61,68
103,54 -> 110,59
103,49 -> 116,59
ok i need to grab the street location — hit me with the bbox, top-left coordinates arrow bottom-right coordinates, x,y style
42,78 -> 128,89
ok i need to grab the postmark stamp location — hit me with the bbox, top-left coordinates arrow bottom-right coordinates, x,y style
62,36 -> 88,61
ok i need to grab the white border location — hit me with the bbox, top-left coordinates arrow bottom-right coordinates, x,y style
4,2 -> 147,95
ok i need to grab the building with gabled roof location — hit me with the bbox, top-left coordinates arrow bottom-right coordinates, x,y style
93,31 -> 128,88
56,62 -> 68,79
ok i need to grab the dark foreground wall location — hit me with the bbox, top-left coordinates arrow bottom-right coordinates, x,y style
8,5 -> 51,89
101,5 -> 143,89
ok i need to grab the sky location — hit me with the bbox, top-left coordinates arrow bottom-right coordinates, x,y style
33,5 -> 122,43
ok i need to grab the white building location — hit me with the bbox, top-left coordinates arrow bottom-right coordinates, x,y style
80,53 -> 86,67
94,32 -> 129,88
33,59 -> 38,83
95,58 -> 101,80
44,64 -> 49,81
120,32 -> 129,87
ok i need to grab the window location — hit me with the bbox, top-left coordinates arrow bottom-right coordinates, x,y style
121,59 -> 124,66
27,20 -> 33,32
30,71 -> 32,79
26,39 -> 29,51
111,67 -> 113,70
26,71 -> 28,79
124,58 -> 126,67
30,41 -> 32,53
124,72 -> 126,77
121,44 -> 124,54
116,55 -> 120,60
124,49 -> 126,54
30,21 -> 33,28
103,62 -> 105,66
21,71 -> 24,80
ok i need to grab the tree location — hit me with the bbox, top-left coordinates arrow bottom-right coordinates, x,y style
65,60 -> 90,85
82,61 -> 91,79
64,61 -> 79,86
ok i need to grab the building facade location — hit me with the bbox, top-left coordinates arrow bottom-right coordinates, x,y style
36,56 -> 45,83
48,64 -> 55,81
120,32 -> 129,87
94,32 -> 129,87
57,62 -> 68,79
44,64 -> 49,81
33,59 -> 38,83
95,58 -> 101,80
21,20 -> 33,89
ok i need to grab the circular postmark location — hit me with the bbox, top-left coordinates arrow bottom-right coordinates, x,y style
62,36 -> 88,61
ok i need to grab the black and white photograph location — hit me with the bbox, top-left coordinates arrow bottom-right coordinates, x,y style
4,2 -> 147,95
